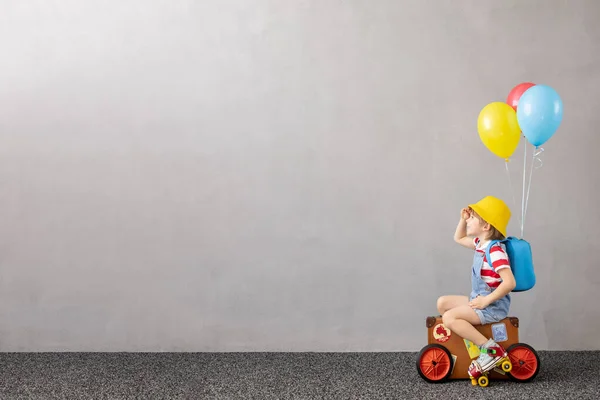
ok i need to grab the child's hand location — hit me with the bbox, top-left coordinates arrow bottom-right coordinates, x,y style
469,295 -> 490,310
461,207 -> 471,221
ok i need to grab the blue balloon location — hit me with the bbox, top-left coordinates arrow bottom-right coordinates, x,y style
516,85 -> 563,147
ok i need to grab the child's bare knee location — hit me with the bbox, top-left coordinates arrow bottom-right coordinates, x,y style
442,311 -> 454,327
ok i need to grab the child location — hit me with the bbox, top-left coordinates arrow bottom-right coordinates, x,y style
436,195 -> 516,381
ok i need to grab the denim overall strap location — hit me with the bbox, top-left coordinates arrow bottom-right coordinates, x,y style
470,249 -> 491,300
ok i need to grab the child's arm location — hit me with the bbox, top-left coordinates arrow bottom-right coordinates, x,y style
454,208 -> 475,249
482,269 -> 516,305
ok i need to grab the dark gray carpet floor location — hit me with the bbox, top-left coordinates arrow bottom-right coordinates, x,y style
0,351 -> 597,399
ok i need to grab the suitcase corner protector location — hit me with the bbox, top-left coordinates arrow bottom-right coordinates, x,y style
426,316 -> 439,328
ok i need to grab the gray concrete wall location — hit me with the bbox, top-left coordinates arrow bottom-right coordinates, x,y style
0,0 -> 598,351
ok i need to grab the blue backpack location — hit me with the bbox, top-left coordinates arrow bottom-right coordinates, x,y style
485,236 -> 536,292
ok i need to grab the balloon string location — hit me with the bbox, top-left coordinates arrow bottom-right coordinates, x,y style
521,136 -> 527,238
534,146 -> 544,169
523,146 -> 544,226
505,160 -> 521,230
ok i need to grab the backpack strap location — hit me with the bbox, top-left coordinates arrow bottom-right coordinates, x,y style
484,239 -> 501,268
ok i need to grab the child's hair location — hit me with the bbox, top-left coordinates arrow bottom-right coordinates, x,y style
471,210 -> 505,241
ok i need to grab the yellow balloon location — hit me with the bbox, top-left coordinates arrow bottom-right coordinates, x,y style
477,102 -> 521,160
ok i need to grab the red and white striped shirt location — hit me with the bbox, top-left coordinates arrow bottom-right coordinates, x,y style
473,237 -> 511,289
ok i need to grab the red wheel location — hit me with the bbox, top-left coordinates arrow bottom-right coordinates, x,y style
506,343 -> 540,382
416,344 -> 453,383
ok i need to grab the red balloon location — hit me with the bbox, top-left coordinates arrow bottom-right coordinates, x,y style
506,82 -> 535,111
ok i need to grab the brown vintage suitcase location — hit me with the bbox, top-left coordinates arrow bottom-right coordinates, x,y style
425,315 -> 520,380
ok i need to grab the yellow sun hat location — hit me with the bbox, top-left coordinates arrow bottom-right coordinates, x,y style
468,196 -> 511,237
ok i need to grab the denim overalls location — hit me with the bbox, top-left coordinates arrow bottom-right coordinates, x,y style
470,245 -> 511,325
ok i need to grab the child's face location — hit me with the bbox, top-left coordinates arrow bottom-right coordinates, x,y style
466,209 -> 487,237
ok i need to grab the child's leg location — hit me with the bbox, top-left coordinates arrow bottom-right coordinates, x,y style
442,306 -> 510,380
441,305 -> 488,346
436,295 -> 469,316
466,307 -> 511,378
